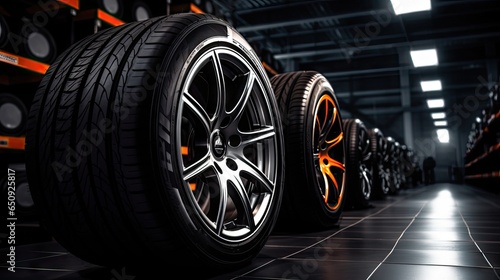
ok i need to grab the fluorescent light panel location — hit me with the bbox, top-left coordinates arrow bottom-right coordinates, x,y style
391,0 -> 431,15
421,80 -> 442,92
411,49 -> 438,67
427,99 -> 445,108
437,129 -> 450,143
434,121 -> 448,126
431,112 -> 446,119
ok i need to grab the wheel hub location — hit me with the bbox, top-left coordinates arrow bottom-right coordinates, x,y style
211,131 -> 227,158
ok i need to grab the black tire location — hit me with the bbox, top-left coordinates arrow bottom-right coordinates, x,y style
26,14 -> 284,271
343,119 -> 372,209
271,71 -> 346,230
400,145 -> 414,188
368,128 -> 390,199
385,137 -> 400,195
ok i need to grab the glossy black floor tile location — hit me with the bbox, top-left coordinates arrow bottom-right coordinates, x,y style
385,249 -> 491,267
369,264 -> 498,280
1,183 -> 500,280
396,239 -> 480,251
238,259 -> 380,280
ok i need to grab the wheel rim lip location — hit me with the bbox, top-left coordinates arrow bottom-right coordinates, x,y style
175,45 -> 279,242
313,92 -> 345,211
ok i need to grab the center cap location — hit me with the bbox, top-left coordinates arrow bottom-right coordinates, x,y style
212,132 -> 226,158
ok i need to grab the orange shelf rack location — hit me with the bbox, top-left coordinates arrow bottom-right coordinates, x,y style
0,50 -> 50,75
0,136 -> 26,150
57,0 -> 80,10
97,9 -> 125,27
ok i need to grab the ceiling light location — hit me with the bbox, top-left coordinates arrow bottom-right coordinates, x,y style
391,0 -> 431,15
431,112 -> 446,119
437,129 -> 450,143
476,117 -> 482,123
411,49 -> 438,67
434,121 -> 448,126
427,99 -> 445,108
421,80 -> 442,92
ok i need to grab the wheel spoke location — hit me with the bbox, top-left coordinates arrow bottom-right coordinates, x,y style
228,71 -> 255,123
227,172 -> 255,230
214,173 -> 228,235
322,167 -> 340,202
239,126 -> 275,146
326,132 -> 343,146
233,154 -> 274,194
211,51 -> 226,119
183,152 -> 211,181
328,158 -> 345,171
183,91 -> 211,132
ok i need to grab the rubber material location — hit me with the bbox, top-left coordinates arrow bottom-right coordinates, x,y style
343,119 -> 372,209
368,128 -> 389,199
271,71 -> 345,230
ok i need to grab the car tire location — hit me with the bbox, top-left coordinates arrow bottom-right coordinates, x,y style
368,128 -> 390,199
343,119 -> 372,209
271,71 -> 346,230
26,13 -> 285,271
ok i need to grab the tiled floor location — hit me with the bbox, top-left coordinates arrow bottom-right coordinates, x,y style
1,183 -> 500,279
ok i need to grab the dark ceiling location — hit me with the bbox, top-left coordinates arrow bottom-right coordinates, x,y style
212,0 -> 500,159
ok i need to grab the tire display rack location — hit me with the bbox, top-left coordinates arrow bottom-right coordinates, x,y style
464,83 -> 500,186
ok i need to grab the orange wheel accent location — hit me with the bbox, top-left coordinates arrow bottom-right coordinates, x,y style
314,94 -> 345,211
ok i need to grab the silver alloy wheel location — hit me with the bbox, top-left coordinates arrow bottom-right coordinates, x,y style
177,46 -> 279,242
360,164 -> 371,200
381,166 -> 391,194
358,123 -> 371,200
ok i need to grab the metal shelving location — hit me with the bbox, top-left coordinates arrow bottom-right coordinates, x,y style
464,84 -> 500,183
